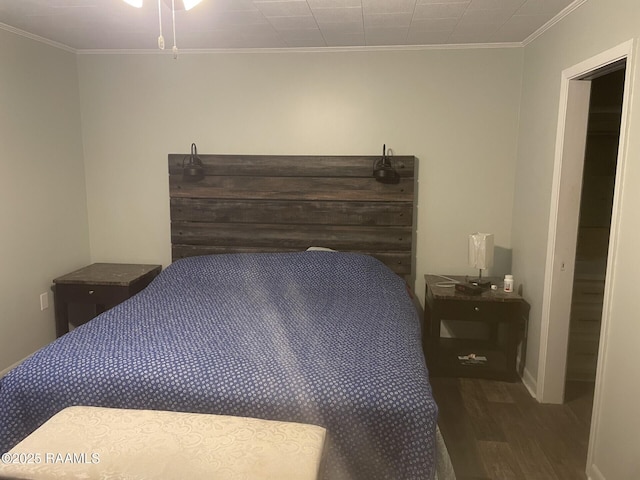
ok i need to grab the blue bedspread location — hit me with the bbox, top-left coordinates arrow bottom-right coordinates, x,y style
0,252 -> 437,479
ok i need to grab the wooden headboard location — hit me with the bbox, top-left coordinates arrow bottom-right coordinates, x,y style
169,154 -> 415,278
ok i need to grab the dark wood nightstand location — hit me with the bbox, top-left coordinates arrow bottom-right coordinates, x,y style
52,263 -> 162,337
423,274 -> 530,382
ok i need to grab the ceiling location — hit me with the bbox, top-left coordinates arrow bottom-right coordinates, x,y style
0,0 -> 580,52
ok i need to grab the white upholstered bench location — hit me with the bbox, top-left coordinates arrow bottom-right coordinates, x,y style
0,406 -> 327,480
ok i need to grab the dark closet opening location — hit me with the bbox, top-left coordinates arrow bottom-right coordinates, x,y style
565,64 -> 626,409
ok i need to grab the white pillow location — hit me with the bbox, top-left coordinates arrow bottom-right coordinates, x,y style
306,246 -> 337,252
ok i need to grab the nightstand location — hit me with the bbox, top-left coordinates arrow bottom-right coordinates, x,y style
423,274 -> 530,382
52,263 -> 162,337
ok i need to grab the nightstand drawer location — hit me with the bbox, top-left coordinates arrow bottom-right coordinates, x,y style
435,299 -> 513,322
54,284 -> 130,306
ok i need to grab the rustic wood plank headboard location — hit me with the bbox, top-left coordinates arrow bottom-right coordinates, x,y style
168,154 -> 415,277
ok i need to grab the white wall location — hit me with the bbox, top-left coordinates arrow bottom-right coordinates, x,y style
0,31 -> 90,371
76,47 -> 523,304
513,0 -> 640,478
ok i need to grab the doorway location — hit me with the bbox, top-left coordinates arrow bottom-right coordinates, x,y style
538,40 -> 633,406
564,65 -> 625,411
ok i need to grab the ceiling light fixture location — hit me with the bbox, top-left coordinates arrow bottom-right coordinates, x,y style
181,0 -> 202,10
122,0 -> 203,58
123,0 -> 202,9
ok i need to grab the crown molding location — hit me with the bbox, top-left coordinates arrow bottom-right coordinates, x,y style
523,0 -> 589,47
76,41 -> 522,56
0,22 -> 76,53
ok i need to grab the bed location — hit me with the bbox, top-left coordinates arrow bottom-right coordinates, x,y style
0,251 -> 439,479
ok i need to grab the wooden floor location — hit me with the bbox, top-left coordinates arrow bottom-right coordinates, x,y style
431,377 -> 595,480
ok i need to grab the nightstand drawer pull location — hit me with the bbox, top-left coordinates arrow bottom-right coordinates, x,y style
474,306 -> 480,312
88,290 -> 95,295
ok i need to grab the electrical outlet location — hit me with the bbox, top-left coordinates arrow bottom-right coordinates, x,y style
40,292 -> 49,311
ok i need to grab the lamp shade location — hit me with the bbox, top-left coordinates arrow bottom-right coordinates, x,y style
468,233 -> 494,271
182,0 -> 202,10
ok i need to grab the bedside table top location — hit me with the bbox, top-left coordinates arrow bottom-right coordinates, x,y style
425,274 -> 525,303
53,263 -> 162,286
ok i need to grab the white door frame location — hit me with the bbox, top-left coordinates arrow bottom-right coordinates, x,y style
538,39 -> 634,405
538,78 -> 591,404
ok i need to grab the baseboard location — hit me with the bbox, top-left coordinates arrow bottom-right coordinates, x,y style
587,463 -> 605,480
520,366 -> 538,399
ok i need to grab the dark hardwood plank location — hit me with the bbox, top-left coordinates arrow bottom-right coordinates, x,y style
458,378 -> 508,442
171,222 -> 412,250
169,175 -> 413,201
492,401 -> 559,479
477,440 -> 527,480
479,380 -> 515,403
432,377 -> 592,480
168,154 -> 415,177
170,198 -> 413,226
526,404 -> 589,480
430,377 -> 489,479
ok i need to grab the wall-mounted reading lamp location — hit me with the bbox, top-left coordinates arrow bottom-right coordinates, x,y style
183,143 -> 205,181
372,144 -> 400,184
